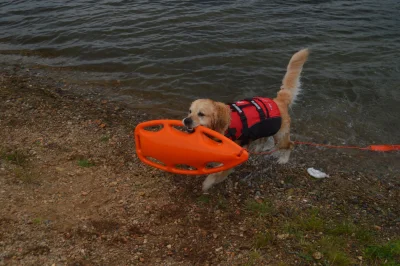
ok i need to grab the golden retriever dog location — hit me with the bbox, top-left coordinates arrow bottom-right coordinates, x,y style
183,49 -> 309,191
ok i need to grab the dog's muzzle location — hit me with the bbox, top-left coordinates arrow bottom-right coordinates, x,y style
183,117 -> 195,133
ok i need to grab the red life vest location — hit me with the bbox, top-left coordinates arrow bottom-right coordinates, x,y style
225,97 -> 282,145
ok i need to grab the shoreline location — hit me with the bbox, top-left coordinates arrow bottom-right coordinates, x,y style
0,66 -> 399,265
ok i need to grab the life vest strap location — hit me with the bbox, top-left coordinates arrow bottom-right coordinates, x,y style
245,98 -> 267,121
226,128 -> 237,141
229,103 -> 249,143
253,97 -> 270,118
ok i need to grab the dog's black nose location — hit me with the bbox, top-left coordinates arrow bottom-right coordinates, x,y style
183,117 -> 192,127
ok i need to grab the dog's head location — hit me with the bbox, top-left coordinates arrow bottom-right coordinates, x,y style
183,99 -> 231,134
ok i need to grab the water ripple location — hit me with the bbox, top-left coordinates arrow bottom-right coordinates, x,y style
0,0 -> 399,146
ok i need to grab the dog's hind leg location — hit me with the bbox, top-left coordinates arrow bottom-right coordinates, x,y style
273,124 -> 294,164
202,168 -> 235,192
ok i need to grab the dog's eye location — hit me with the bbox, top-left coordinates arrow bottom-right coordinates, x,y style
189,110 -> 192,114
198,112 -> 205,117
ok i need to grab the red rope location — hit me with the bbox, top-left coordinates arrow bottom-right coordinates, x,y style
293,141 -> 369,150
238,148 -> 279,156
248,149 -> 279,155
240,141 -> 399,156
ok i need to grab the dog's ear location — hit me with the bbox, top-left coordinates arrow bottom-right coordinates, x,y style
211,102 -> 231,134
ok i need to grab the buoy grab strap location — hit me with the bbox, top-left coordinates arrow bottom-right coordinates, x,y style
135,120 -> 249,175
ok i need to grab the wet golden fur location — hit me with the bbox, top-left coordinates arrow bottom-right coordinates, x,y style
183,49 -> 309,191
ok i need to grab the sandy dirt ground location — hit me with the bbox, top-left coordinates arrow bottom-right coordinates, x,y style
0,66 -> 399,266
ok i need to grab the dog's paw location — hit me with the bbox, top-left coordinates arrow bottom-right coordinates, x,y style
277,150 -> 291,164
202,180 -> 214,192
277,156 -> 289,164
202,174 -> 216,192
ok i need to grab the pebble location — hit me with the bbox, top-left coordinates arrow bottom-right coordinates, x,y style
110,182 -> 118,186
277,234 -> 290,240
215,247 -> 223,252
167,244 -> 172,249
373,225 -> 382,231
313,251 -> 323,260
81,191 -> 88,196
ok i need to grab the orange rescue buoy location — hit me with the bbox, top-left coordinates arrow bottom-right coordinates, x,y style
134,120 -> 249,175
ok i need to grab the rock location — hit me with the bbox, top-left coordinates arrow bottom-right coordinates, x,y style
167,244 -> 172,249
215,247 -> 223,252
110,182 -> 118,186
373,225 -> 382,231
81,191 -> 88,196
357,256 -> 363,261
277,234 -> 290,240
313,251 -> 323,260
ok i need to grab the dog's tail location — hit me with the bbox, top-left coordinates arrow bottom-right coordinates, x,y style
276,48 -> 309,106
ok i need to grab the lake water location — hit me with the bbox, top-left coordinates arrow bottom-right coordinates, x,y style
1,0 -> 399,174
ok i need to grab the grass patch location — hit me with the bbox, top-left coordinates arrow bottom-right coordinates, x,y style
32,217 -> 42,225
245,199 -> 274,217
276,262 -> 290,266
77,159 -> 95,167
326,220 -> 375,244
298,210 -> 324,231
100,135 -> 110,142
317,236 -> 352,266
14,167 -> 39,184
283,213 -> 377,265
284,209 -> 324,233
196,195 -> 210,205
253,231 -> 273,249
244,250 -> 263,266
355,227 -> 375,244
1,149 -> 30,166
364,240 -> 400,265
216,195 -> 228,210
296,252 -> 314,262
327,220 -> 357,236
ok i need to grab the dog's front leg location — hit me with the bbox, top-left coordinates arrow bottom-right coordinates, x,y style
202,168 -> 235,192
